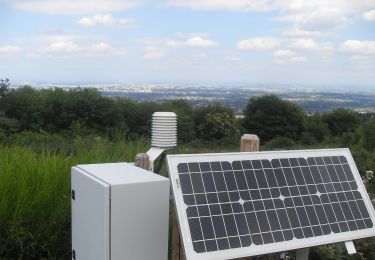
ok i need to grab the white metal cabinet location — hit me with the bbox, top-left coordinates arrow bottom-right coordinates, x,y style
71,163 -> 170,260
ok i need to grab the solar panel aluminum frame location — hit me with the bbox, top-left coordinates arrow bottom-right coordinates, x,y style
167,148 -> 375,260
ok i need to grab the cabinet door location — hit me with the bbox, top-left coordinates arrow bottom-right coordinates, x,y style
71,167 -> 110,260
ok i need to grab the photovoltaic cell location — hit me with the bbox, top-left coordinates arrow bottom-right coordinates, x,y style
175,155 -> 373,253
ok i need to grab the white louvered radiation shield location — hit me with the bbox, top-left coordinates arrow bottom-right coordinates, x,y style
151,112 -> 177,149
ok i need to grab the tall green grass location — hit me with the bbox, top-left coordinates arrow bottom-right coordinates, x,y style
0,138 -> 148,259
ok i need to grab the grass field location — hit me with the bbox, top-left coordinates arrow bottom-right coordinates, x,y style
1,137 -> 375,259
0,138 -> 148,259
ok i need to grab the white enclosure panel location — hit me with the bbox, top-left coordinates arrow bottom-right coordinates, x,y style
71,167 -> 110,260
77,162 -> 166,185
111,180 -> 170,260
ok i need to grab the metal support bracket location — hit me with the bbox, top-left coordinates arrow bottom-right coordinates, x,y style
296,248 -> 309,260
146,147 -> 166,172
344,241 -> 357,254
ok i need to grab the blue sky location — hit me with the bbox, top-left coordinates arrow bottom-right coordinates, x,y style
0,0 -> 374,87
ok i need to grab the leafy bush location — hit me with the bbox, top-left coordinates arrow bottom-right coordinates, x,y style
263,137 -> 297,150
194,103 -> 240,143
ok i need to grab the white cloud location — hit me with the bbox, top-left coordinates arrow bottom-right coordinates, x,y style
289,56 -> 308,63
77,14 -> 134,27
185,36 -> 219,48
273,1 -> 375,38
86,42 -> 126,55
282,28 -> 330,38
77,17 -> 96,26
272,0 -> 375,15
168,0 -> 270,11
276,8 -> 349,29
237,37 -> 280,50
39,41 -> 126,56
165,36 -> 218,48
143,46 -> 165,59
289,38 -> 334,51
363,10 -> 375,21
3,0 -> 140,15
274,56 -> 307,64
297,8 -> 349,31
339,40 -> 375,55
165,40 -> 182,48
40,41 -> 79,53
168,0 -> 375,18
0,45 -> 21,55
273,48 -> 307,64
273,49 -> 296,58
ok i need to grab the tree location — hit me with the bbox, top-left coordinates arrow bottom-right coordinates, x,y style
193,104 -> 240,142
1,86 -> 45,130
323,108 -> 360,136
0,116 -> 20,135
304,115 -> 331,143
242,95 -> 306,142
363,117 -> 375,151
0,78 -> 10,98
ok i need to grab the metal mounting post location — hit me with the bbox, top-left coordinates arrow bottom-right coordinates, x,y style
296,248 -> 309,260
344,241 -> 357,254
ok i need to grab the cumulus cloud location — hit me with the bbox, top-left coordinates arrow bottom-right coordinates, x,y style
237,37 -> 280,50
339,40 -> 375,55
185,36 -> 218,48
39,41 -> 126,56
167,0 -> 270,11
363,10 -> 375,21
77,14 -> 134,27
0,45 -> 21,55
40,41 -> 79,53
288,38 -> 334,51
165,40 -> 182,48
274,1 -> 375,38
277,8 -> 349,29
273,49 -> 307,64
282,27 -> 331,38
273,49 -> 296,58
143,46 -> 165,59
165,36 -> 218,48
2,0 -> 140,15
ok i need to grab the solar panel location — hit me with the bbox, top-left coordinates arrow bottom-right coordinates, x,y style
167,149 -> 375,260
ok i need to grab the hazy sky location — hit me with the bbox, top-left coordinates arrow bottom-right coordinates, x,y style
0,0 -> 375,86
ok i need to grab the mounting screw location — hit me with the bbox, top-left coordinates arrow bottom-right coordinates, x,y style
72,190 -> 75,200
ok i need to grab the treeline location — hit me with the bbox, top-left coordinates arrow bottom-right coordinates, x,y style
2,80 -> 375,259
0,83 -> 240,144
1,81 -> 375,152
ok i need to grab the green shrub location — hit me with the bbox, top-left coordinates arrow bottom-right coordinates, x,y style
263,137 -> 297,150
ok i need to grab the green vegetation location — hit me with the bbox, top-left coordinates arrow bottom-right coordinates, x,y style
0,137 -> 148,259
1,82 -> 375,259
242,95 -> 307,142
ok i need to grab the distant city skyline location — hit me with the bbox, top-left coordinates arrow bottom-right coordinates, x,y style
1,0 -> 374,87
